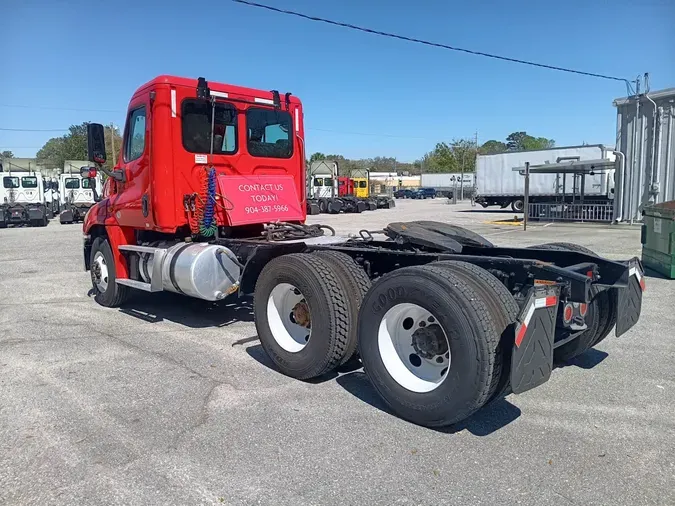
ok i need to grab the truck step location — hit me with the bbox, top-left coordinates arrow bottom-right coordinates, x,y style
116,278 -> 160,292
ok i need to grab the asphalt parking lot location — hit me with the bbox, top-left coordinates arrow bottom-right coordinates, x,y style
1,199 -> 674,505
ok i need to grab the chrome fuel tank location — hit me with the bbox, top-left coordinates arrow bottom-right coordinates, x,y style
140,242 -> 241,301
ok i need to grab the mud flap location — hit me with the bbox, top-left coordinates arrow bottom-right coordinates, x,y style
615,260 -> 645,337
27,206 -> 45,220
60,209 -> 74,223
328,199 -> 343,214
510,285 -> 560,394
307,203 -> 320,215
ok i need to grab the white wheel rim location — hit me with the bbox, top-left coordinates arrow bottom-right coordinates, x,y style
378,303 -> 451,393
267,283 -> 312,353
93,251 -> 109,292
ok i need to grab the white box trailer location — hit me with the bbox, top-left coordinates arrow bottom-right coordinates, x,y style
475,145 -> 616,211
420,173 -> 475,198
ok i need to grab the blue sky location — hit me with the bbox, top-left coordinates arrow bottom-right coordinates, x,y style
1,0 -> 673,162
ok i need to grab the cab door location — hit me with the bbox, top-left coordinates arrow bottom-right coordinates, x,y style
112,97 -> 151,227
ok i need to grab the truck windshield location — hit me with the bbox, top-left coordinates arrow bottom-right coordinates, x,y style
358,181 -> 367,188
246,107 -> 293,159
3,176 -> 19,188
65,178 -> 80,189
21,176 -> 38,188
81,178 -> 94,189
182,99 -> 237,154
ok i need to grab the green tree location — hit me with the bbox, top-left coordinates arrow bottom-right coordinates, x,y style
479,140 -> 507,155
308,152 -> 326,164
522,136 -> 555,151
506,131 -> 554,151
36,122 -> 122,170
417,138 -> 478,174
1,150 -> 14,159
36,137 -> 66,168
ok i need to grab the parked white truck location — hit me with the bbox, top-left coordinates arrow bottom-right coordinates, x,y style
474,145 -> 615,211
0,171 -> 49,227
59,171 -> 103,224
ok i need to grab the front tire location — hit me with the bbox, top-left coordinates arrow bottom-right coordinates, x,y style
358,265 -> 501,427
90,237 -> 130,307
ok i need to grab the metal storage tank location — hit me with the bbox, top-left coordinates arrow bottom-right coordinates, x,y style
614,87 -> 675,223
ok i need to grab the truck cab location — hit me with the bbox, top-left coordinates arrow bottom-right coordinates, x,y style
352,177 -> 369,198
59,173 -> 103,224
85,75 -> 305,236
337,176 -> 354,197
0,172 -> 48,227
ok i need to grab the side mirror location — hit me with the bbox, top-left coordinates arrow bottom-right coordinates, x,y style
87,123 -> 107,164
80,166 -> 97,178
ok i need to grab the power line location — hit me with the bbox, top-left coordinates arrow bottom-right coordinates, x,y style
0,103 -> 118,113
231,0 -> 632,85
0,127 -> 68,132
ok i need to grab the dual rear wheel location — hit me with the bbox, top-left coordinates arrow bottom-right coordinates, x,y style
254,253 -> 516,427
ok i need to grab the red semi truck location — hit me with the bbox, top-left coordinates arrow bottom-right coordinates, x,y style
80,76 -> 644,428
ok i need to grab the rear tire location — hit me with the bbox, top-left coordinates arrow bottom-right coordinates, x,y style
254,254 -> 352,380
313,251 -> 371,364
432,261 -> 518,400
90,237 -> 131,308
511,199 -> 524,212
358,265 -> 501,427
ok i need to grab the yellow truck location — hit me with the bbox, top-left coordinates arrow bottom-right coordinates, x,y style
351,168 -> 369,198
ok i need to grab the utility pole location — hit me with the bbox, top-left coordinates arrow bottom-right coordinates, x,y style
110,123 -> 116,166
523,162 -> 530,231
460,150 -> 465,201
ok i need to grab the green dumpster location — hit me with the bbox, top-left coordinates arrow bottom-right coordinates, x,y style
642,201 -> 675,279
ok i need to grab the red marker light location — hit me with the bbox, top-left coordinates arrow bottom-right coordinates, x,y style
563,304 -> 573,323
579,303 -> 588,316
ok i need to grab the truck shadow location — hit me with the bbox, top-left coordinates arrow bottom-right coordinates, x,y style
244,344 -> 362,383
555,348 -> 608,370
118,292 -> 254,328
336,371 -> 522,436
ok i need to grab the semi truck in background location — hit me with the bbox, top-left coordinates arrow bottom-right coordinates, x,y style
306,161 -> 392,213
0,169 -> 49,227
474,145 -> 616,212
351,168 -> 369,198
59,170 -> 103,224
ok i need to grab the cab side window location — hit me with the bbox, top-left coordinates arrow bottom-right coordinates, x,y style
124,107 -> 146,162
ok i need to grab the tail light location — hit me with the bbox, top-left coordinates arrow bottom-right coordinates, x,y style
579,303 -> 588,316
563,303 -> 573,323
